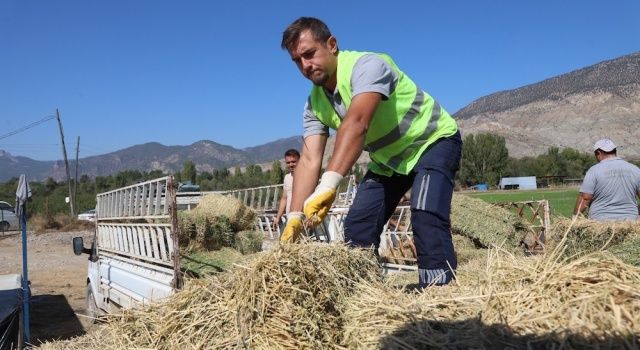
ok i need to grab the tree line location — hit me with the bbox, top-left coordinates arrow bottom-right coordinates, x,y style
1,133 -> 637,217
458,133 -> 639,187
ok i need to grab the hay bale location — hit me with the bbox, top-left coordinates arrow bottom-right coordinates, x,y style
176,210 -> 196,245
609,237 -> 640,267
192,193 -> 256,232
177,211 -> 234,250
550,218 -> 640,260
451,194 -> 524,250
452,234 -> 488,265
234,230 -> 263,254
39,243 -> 382,350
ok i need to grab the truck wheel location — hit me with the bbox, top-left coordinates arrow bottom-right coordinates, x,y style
0,221 -> 9,231
86,284 -> 100,324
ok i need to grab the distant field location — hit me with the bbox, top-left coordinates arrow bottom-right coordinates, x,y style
464,187 -> 579,218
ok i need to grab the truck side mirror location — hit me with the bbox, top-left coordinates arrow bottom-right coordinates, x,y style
72,236 -> 89,255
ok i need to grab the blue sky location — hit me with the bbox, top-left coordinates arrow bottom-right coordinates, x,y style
1,0 -> 638,161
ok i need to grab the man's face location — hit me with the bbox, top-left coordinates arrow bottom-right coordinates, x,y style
284,155 -> 299,173
288,30 -> 338,88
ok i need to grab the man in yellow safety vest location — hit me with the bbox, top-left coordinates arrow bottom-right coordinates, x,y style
280,17 -> 462,287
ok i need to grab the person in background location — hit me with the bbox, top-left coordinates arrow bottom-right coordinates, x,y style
279,17 -> 462,287
273,149 -> 301,232
574,138 -> 640,221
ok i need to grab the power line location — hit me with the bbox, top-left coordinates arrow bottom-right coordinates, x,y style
0,115 -> 56,141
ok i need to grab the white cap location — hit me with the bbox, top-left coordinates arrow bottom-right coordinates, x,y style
593,138 -> 616,152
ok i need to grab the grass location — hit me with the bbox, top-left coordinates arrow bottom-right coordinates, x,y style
465,187 -> 579,218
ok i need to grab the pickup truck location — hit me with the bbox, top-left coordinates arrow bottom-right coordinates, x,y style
0,274 -> 24,349
73,176 -> 182,320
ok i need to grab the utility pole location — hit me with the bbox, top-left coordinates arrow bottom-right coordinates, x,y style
74,136 -> 80,213
55,109 -> 75,216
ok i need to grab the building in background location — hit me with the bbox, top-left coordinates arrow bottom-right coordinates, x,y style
499,176 -> 537,190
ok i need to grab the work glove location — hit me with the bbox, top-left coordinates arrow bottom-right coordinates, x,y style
303,171 -> 343,226
280,211 -> 304,243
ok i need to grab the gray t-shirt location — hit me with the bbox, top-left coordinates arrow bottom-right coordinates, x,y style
580,157 -> 640,221
303,54 -> 398,138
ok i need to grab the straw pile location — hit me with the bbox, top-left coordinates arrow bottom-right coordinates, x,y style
551,218 -> 640,261
39,243 -> 381,350
39,221 -> 640,349
451,194 -> 525,250
342,249 -> 640,349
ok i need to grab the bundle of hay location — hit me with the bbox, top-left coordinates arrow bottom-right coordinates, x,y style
452,233 -> 489,265
609,237 -> 640,267
451,194 -> 524,250
178,194 -> 257,250
39,243 -> 381,350
192,193 -> 256,232
342,247 -> 640,349
234,230 -> 263,254
551,218 -> 640,260
176,210 -> 196,244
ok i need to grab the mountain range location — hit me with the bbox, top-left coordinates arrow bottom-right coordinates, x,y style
0,137 -> 302,181
1,51 -> 639,181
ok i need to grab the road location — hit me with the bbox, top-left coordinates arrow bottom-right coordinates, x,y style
0,229 -> 94,346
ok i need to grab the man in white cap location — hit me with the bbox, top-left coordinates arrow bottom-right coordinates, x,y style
573,138 -> 640,221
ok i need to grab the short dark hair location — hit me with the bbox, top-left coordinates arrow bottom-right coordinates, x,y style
595,148 -> 617,156
281,17 -> 333,52
284,149 -> 300,158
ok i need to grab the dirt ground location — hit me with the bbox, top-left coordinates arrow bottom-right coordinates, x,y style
0,229 -> 95,346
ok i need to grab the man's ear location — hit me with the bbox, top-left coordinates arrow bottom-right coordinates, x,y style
327,36 -> 338,54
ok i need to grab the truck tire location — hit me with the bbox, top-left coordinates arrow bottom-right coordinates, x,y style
86,284 -> 100,324
0,221 -> 9,231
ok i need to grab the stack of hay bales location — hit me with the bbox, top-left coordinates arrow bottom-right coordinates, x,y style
551,217 -> 640,265
178,193 -> 259,252
450,194 -> 525,251
380,194 -> 525,265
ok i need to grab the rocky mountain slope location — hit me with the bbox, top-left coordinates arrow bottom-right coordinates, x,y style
455,51 -> 640,158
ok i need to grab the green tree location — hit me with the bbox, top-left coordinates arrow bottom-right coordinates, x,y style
43,177 -> 57,196
181,160 -> 197,184
270,160 -> 284,185
458,133 -> 509,186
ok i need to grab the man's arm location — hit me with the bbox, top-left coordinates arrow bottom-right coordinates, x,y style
273,190 -> 287,229
573,192 -> 593,217
290,134 -> 328,212
326,92 -> 382,175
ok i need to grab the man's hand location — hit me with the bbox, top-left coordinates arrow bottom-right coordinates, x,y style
272,216 -> 281,232
280,212 -> 304,243
303,171 -> 343,225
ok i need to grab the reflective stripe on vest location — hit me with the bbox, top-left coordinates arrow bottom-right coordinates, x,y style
309,50 -> 457,176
